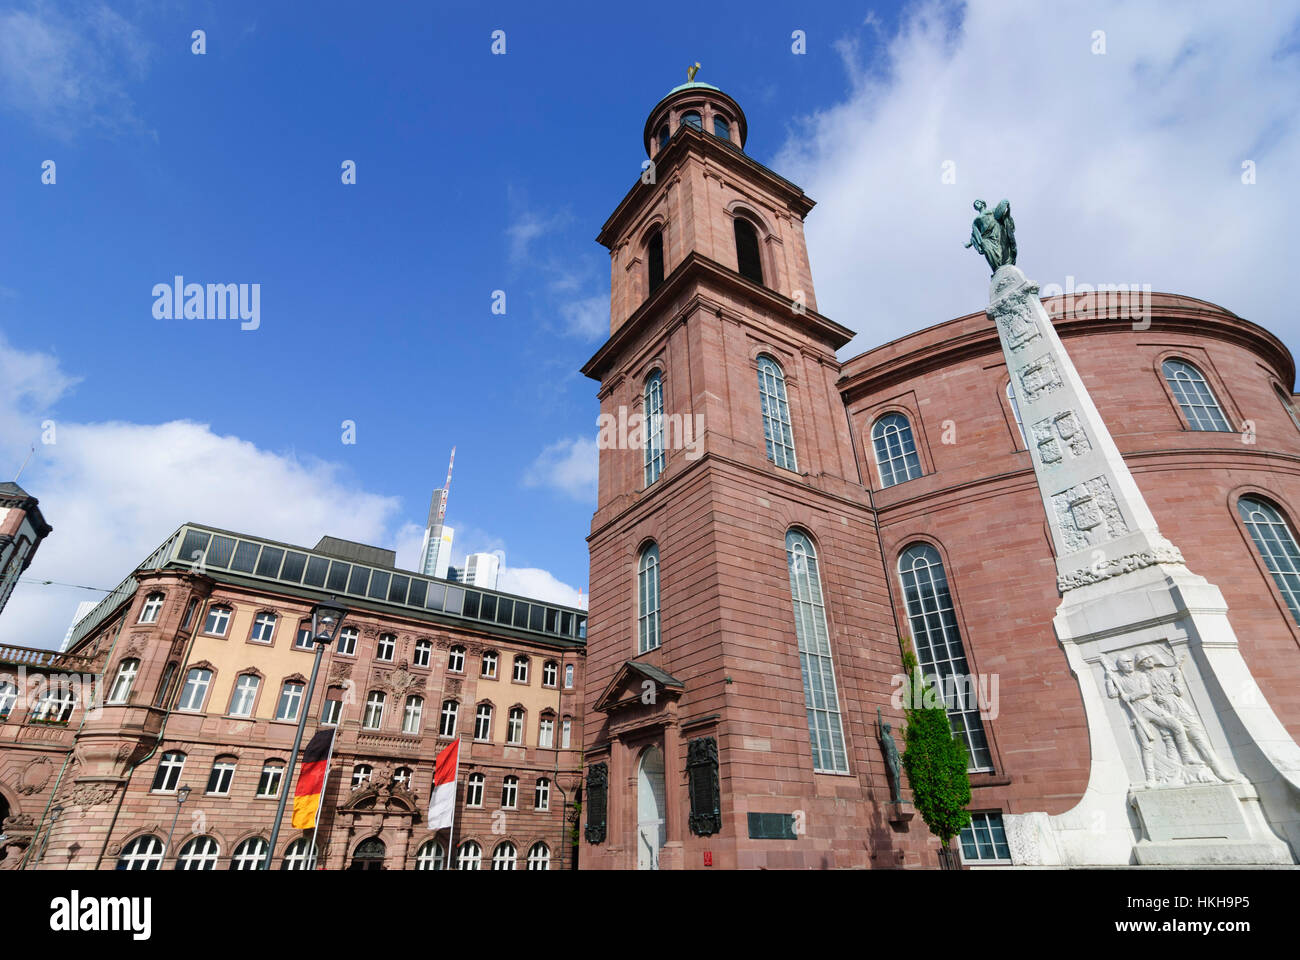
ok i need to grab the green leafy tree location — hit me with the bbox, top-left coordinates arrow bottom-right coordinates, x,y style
899,640 -> 972,859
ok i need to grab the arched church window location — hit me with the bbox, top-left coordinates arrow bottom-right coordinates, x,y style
644,371 -> 665,487
785,530 -> 848,774
1239,496 -> 1300,626
713,115 -> 731,140
1162,359 -> 1232,431
638,543 -> 661,653
898,543 -> 993,772
871,413 -> 923,487
757,355 -> 797,471
681,111 -> 701,131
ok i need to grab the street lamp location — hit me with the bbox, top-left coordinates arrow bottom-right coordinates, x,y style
263,596 -> 348,869
164,784 -> 192,866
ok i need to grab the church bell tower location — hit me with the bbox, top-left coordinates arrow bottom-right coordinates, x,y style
579,77 -> 934,869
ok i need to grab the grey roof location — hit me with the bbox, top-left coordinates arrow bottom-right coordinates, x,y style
313,536 -> 397,568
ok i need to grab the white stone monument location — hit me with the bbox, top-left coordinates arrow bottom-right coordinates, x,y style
983,262 -> 1299,866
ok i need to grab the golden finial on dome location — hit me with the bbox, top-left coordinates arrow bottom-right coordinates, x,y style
687,62 -> 701,82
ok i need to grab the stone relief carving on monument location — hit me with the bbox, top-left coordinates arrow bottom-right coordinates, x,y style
1102,646 -> 1238,788
995,310 -> 1041,353
1051,476 -> 1129,551
1057,545 -> 1185,591
1032,410 -> 1092,467
1018,354 -> 1064,401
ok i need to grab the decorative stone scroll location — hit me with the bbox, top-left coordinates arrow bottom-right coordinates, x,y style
1057,545 -> 1185,591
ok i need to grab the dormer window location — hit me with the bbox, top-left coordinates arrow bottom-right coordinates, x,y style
681,111 -> 701,131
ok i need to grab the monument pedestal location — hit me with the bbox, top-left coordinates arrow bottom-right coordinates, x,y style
1129,782 -> 1292,865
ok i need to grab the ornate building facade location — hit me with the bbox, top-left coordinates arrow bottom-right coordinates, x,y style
0,524 -> 586,870
578,80 -> 1300,868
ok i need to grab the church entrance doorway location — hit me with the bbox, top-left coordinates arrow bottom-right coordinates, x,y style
637,745 -> 666,870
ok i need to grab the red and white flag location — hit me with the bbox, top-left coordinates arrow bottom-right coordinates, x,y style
428,738 -> 460,829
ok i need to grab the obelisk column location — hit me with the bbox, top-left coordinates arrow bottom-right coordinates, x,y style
976,223 -> 1298,865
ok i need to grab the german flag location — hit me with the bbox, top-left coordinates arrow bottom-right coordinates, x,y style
291,728 -> 336,829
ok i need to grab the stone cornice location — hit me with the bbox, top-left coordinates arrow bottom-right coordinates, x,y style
581,251 -> 853,383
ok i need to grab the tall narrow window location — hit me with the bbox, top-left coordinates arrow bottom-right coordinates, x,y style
403,695 -> 424,734
363,691 -> 386,730
440,699 -> 459,737
177,668 -> 212,712
713,115 -> 731,140
656,124 -> 670,150
871,413 -> 923,487
229,674 -> 260,717
107,659 -> 140,704
1006,381 -> 1027,448
644,371 -> 666,486
647,229 -> 664,294
152,751 -> 186,792
898,543 -> 993,772
1275,385 -> 1300,433
250,611 -> 277,644
138,592 -> 165,624
757,355 -> 797,471
734,218 -> 763,285
1162,359 -> 1232,431
474,703 -> 493,741
275,681 -> 304,722
785,531 -> 848,774
1239,496 -> 1300,625
466,773 -> 485,806
638,543 -> 661,653
337,626 -> 358,656
507,707 -> 524,744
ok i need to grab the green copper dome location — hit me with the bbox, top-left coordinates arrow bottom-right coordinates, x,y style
664,80 -> 722,96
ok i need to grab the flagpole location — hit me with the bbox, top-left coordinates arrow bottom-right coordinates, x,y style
308,726 -> 338,869
443,740 -> 460,870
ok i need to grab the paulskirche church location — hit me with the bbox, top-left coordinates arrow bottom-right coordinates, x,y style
577,78 -> 1300,869
5,78 -> 1300,873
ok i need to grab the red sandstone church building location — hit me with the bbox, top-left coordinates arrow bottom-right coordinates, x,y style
3,80 -> 1300,871
577,80 -> 1300,869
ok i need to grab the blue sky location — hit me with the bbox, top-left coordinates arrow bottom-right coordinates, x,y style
2,0 -> 1298,646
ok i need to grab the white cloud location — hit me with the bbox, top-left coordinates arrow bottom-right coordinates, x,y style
0,336 -> 587,647
773,1 -> 1300,359
559,294 -> 609,339
523,436 -> 598,502
0,2 -> 151,138
498,566 -> 587,609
